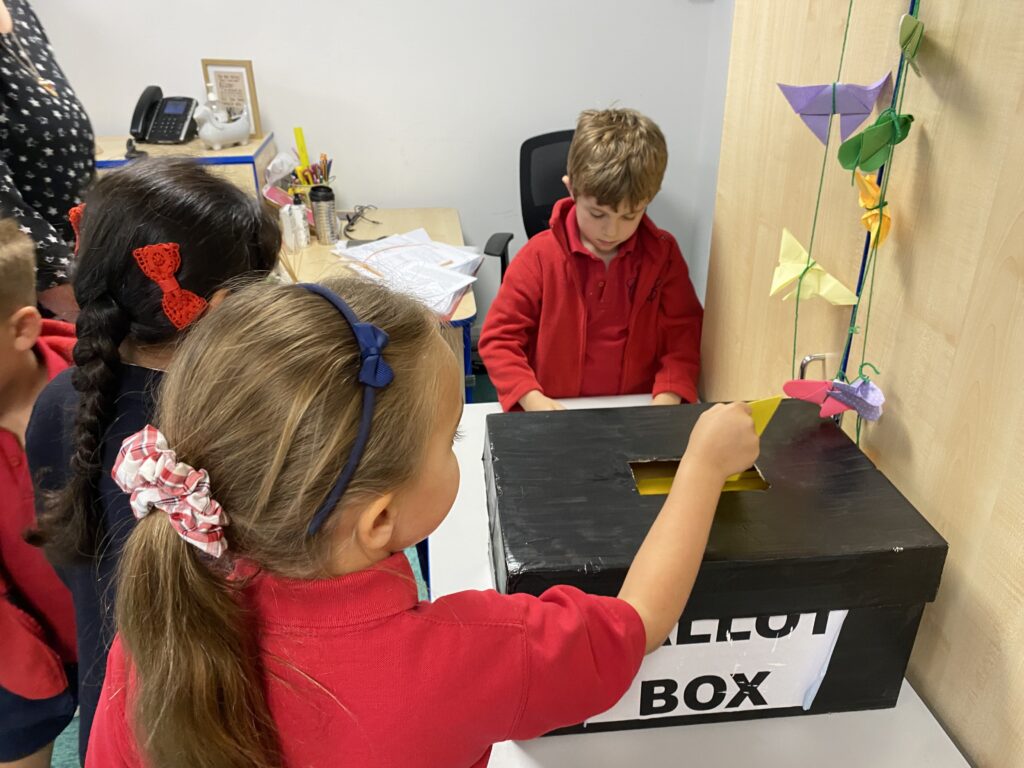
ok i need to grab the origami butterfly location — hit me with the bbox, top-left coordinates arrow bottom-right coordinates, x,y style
838,109 -> 914,174
783,377 -> 885,421
771,229 -> 858,306
899,14 -> 925,74
777,72 -> 891,145
855,172 -> 891,248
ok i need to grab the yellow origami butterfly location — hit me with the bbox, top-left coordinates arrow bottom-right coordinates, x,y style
855,172 -> 892,248
771,229 -> 858,305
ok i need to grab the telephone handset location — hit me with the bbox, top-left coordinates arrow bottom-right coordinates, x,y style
130,85 -> 198,144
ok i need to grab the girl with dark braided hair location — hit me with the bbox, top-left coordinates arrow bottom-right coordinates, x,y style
24,156 -> 279,764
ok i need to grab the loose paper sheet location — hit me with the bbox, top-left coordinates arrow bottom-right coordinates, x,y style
334,230 -> 482,316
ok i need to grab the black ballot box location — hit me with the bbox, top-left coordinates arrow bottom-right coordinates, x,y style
484,400 -> 947,733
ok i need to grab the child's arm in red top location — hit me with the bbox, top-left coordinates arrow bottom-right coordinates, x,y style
652,239 -> 703,404
479,248 -> 548,411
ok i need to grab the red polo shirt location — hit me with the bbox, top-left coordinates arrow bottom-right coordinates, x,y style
565,212 -> 641,397
0,319 -> 76,700
88,553 -> 646,767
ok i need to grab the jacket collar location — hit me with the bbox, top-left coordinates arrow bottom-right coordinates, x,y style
549,196 -> 661,261
564,205 -> 641,263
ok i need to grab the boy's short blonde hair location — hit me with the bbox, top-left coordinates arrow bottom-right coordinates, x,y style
0,219 -> 36,317
567,108 -> 668,210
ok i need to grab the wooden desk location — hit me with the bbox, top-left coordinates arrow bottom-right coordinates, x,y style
434,397 -> 969,767
94,134 -> 278,197
278,208 -> 478,398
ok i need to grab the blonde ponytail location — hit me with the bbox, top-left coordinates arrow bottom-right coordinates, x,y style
116,514 -> 279,768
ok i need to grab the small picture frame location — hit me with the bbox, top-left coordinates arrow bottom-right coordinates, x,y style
201,58 -> 262,138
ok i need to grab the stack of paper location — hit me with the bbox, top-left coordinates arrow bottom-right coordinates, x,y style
333,229 -> 482,317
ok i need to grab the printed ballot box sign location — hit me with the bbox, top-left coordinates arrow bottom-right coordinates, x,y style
485,402 -> 947,732
589,611 -> 847,725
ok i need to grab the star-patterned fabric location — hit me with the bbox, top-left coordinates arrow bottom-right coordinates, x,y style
1,0 -> 94,291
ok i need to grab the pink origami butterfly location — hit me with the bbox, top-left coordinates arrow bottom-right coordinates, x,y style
783,378 -> 885,421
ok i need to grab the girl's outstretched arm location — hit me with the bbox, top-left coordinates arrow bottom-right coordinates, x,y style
618,402 -> 759,653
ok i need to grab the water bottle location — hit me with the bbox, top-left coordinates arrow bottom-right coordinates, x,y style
309,185 -> 338,245
279,194 -> 310,254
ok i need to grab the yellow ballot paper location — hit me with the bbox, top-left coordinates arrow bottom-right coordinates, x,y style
771,229 -> 858,306
724,396 -> 782,488
632,397 -> 781,495
750,395 -> 783,436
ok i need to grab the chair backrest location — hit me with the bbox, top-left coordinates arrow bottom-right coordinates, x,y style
519,130 -> 575,239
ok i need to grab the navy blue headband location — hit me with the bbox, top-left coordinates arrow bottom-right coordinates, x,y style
298,283 -> 394,535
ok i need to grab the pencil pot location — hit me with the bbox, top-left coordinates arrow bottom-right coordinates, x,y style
309,185 -> 338,245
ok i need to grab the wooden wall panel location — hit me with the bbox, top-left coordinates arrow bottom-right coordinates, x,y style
702,2 -> 1024,765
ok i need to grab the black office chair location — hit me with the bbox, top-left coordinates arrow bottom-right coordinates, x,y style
483,129 -> 575,281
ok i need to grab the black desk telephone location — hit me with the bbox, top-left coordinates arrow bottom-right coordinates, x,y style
130,85 -> 198,144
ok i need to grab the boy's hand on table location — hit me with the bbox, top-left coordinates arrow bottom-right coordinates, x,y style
519,390 -> 567,411
651,392 -> 682,406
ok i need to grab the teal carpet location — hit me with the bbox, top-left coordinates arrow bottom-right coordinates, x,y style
51,717 -> 78,766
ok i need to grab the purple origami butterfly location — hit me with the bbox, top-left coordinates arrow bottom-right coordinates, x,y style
778,73 -> 892,145
828,377 -> 885,421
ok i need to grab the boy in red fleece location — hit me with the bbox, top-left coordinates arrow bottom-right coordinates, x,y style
480,108 -> 703,411
0,220 -> 77,767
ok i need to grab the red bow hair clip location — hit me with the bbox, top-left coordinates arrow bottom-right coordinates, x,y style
68,203 -> 85,254
133,243 -> 208,330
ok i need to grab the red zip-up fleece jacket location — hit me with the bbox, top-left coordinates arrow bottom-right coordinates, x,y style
480,198 -> 703,411
0,319 -> 76,700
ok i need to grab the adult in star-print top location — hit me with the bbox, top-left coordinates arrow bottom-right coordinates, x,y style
1,0 -> 94,315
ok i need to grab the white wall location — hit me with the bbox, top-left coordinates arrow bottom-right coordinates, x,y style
34,0 -> 734,328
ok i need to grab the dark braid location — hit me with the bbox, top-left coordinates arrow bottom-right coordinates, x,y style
31,157 -> 281,562
55,297 -> 131,558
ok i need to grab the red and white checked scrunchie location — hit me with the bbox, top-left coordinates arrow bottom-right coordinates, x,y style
112,426 -> 229,558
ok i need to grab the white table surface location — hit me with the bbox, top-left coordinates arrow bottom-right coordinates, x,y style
429,397 -> 968,767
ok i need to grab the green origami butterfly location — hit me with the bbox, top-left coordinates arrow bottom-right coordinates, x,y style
838,109 -> 914,174
899,14 -> 925,74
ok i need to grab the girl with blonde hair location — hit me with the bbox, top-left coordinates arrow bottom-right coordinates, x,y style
88,278 -> 757,768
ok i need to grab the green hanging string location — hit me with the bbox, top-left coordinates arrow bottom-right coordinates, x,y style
838,6 -> 919,383
790,0 -> 857,379
859,361 -> 881,379
841,49 -> 913,380
838,2 -> 920,441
